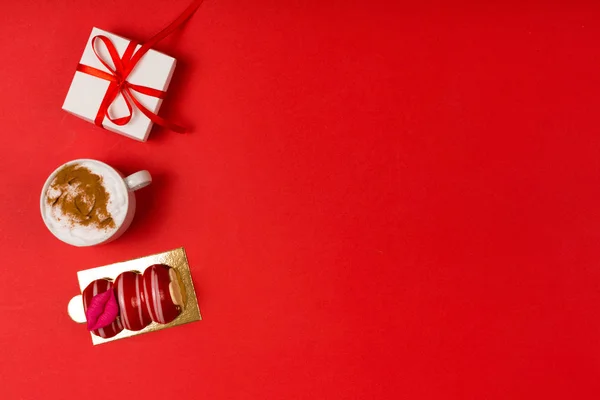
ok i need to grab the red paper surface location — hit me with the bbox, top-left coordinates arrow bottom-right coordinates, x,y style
1,1 -> 599,399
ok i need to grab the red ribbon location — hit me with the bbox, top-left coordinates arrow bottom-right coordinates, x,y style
76,0 -> 204,134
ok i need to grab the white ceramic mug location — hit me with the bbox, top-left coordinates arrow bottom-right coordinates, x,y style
40,159 -> 151,247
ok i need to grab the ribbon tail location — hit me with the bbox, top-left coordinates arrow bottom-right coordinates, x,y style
124,0 -> 204,78
144,0 -> 204,46
124,88 -> 186,133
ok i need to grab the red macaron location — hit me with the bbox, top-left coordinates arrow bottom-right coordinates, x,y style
82,279 -> 123,339
114,271 -> 152,331
142,264 -> 184,324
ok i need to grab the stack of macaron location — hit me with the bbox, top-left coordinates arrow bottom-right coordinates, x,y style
82,264 -> 186,338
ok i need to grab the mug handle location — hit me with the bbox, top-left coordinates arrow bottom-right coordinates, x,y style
125,170 -> 152,191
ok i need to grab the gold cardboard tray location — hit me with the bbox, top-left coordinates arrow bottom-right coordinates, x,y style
68,247 -> 201,345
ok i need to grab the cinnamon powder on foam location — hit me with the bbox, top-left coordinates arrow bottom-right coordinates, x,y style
46,164 -> 116,230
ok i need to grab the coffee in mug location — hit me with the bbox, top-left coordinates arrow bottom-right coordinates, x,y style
40,159 -> 151,247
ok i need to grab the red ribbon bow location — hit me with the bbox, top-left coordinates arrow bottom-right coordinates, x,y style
75,0 -> 204,134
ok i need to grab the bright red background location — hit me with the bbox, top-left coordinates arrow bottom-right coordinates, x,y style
1,1 -> 599,399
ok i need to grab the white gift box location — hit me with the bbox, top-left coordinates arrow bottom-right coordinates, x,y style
62,27 -> 177,142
